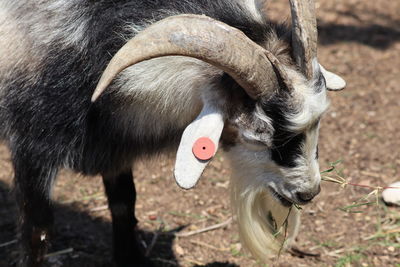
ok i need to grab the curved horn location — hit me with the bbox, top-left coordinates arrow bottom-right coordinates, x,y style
289,0 -> 317,79
91,14 -> 283,102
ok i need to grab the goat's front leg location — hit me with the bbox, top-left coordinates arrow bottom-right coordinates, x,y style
102,170 -> 152,267
13,155 -> 57,267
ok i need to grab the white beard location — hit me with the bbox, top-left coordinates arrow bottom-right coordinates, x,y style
230,169 -> 300,260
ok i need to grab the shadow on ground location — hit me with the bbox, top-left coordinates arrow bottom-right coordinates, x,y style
0,181 -> 238,267
318,22 -> 400,50
316,8 -> 400,49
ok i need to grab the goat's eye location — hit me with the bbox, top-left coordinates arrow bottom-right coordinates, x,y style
315,145 -> 319,159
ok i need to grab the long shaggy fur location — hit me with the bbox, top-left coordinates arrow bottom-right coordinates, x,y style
229,148 -> 300,260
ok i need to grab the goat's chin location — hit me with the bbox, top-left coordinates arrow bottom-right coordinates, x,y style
230,173 -> 300,261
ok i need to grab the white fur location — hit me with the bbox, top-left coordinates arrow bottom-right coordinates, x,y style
229,146 -> 300,258
285,67 -> 330,132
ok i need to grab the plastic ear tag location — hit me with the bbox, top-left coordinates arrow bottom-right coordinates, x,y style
174,104 -> 224,189
192,137 -> 216,161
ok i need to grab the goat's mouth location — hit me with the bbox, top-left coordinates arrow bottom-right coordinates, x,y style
268,187 -> 293,207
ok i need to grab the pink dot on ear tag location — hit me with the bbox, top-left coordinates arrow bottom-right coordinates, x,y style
192,137 -> 216,161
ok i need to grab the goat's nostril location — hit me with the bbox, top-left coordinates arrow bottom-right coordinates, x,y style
297,191 -> 317,202
297,185 -> 321,202
297,192 -> 314,202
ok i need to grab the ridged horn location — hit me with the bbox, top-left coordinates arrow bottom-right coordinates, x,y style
289,0 -> 318,79
91,14 -> 286,102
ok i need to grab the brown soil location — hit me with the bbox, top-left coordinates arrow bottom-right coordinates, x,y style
1,0 -> 399,266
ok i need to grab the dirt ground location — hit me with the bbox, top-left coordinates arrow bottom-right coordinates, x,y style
1,0 -> 399,266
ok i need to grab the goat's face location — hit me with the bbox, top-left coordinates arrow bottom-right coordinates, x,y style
226,66 -> 329,206
223,63 -> 343,259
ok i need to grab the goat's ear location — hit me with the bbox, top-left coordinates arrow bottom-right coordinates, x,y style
319,64 -> 346,91
174,104 -> 224,189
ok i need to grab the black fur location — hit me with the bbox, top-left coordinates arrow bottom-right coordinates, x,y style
262,94 -> 305,168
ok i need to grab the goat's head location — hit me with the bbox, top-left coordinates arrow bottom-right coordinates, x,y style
92,0 -> 345,260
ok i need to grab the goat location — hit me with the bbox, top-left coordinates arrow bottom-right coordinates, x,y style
0,0 -> 346,266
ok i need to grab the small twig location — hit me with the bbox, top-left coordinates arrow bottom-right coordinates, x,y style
278,206 -> 293,257
364,227 -> 400,241
0,239 -> 17,248
360,171 -> 381,179
60,192 -> 104,204
145,232 -> 160,257
185,258 -> 205,266
175,217 -> 232,237
322,163 -> 400,191
189,240 -> 229,252
153,258 -> 178,266
44,248 -> 74,258
321,176 -> 346,185
323,175 -> 400,192
325,248 -> 345,258
384,228 -> 400,234
90,205 -> 108,212
145,223 -> 164,256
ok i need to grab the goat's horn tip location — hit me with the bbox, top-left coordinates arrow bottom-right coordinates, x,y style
91,90 -> 101,102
